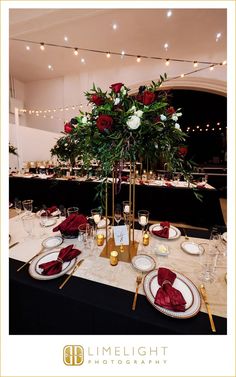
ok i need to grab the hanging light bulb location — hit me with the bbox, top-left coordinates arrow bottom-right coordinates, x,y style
165,59 -> 170,66
180,73 -> 185,78
40,43 -> 45,51
136,56 -> 141,63
209,65 -> 214,71
106,52 -> 111,58
193,61 -> 198,68
74,48 -> 79,56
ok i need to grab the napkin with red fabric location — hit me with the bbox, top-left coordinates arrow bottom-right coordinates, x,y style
152,221 -> 170,238
165,182 -> 173,187
53,213 -> 88,234
39,244 -> 81,275
154,267 -> 186,311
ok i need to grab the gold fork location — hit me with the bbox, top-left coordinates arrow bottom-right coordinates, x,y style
132,275 -> 142,311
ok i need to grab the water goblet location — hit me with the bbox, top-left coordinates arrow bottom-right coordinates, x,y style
138,210 -> 149,236
67,206 -> 79,217
22,199 -> 33,214
14,199 -> 22,221
22,213 -> 35,238
39,209 -> 49,236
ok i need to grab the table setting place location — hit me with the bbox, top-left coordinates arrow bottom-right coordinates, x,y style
9,202 -> 227,332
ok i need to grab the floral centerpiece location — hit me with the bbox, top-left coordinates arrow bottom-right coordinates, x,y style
63,74 -> 190,178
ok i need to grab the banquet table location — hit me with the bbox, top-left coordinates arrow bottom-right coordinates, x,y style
9,214 -> 227,335
9,176 -> 225,228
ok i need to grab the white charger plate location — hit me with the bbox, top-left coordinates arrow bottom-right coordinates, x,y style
28,249 -> 77,280
143,269 -> 201,318
180,241 -> 205,255
132,254 -> 156,272
149,224 -> 181,240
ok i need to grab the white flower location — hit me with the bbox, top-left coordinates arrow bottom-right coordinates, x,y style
135,110 -> 143,118
172,115 -> 178,122
160,114 -> 167,121
176,112 -> 182,117
114,97 -> 120,106
120,86 -> 127,95
130,105 -> 136,112
126,115 -> 141,130
175,123 -> 181,130
64,143 -> 68,146
81,116 -> 87,124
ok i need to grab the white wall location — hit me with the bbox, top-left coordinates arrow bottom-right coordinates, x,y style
9,78 -> 27,126
9,123 -> 61,170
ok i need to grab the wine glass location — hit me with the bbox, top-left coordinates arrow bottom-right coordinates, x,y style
114,205 -> 122,226
198,244 -> 218,283
22,213 -> 35,238
91,208 -> 102,236
78,223 -> 94,255
39,209 -> 49,236
22,199 -> 33,214
14,199 -> 22,221
138,210 -> 149,236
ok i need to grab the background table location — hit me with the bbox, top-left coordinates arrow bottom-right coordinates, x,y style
9,176 -> 225,228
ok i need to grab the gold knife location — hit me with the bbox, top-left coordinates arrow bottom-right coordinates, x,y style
59,259 -> 84,289
17,246 -> 45,272
199,284 -> 216,332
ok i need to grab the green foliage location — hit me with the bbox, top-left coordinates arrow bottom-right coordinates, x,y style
9,143 -> 18,156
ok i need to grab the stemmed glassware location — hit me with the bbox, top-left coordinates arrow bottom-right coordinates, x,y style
39,209 -> 49,236
138,210 -> 149,236
91,208 -> 102,236
22,199 -> 33,214
14,199 -> 22,221
78,223 -> 94,255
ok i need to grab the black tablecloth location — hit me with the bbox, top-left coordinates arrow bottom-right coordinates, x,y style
9,177 -> 225,228
9,228 -> 227,335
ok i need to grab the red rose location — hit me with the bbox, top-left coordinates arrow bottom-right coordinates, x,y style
142,90 -> 155,105
110,83 -> 123,93
96,115 -> 113,133
178,146 -> 188,157
136,93 -> 144,103
64,122 -> 73,133
154,116 -> 161,123
91,94 -> 104,106
167,106 -> 175,115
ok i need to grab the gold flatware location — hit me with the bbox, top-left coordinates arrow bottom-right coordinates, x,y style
199,284 -> 216,332
9,241 -> 19,249
17,246 -> 45,272
59,259 -> 84,289
183,228 -> 189,240
132,274 -> 142,311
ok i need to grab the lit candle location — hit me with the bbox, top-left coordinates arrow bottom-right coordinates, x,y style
139,215 -> 147,226
143,233 -> 150,246
93,214 -> 101,224
110,250 -> 118,266
124,205 -> 130,213
96,233 -> 104,246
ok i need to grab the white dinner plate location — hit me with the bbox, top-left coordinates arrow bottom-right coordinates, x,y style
143,269 -> 201,319
44,218 -> 57,227
42,236 -> 63,249
28,249 -> 77,280
149,224 -> 181,240
222,232 -> 227,242
180,241 -> 205,256
132,254 -> 156,273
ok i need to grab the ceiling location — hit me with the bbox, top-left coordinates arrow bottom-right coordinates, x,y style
9,8 -> 227,83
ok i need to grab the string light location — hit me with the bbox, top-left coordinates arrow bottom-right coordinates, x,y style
164,43 -> 168,51
40,43 -> 45,51
209,65 -> 214,71
64,36 -> 68,42
167,10 -> 172,17
26,45 -> 30,51
180,73 -> 185,78
74,48 -> 79,56
81,58 -> 85,63
165,59 -> 170,66
112,23 -> 117,30
136,56 -> 141,63
193,61 -> 198,67
106,52 -> 111,58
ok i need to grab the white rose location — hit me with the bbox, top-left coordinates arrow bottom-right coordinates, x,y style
176,112 -> 182,117
64,143 -> 68,146
160,114 -> 167,121
172,115 -> 178,122
130,105 -> 136,112
81,116 -> 87,124
114,97 -> 120,105
135,110 -> 143,118
175,123 -> 181,130
126,115 -> 141,130
120,86 -> 127,95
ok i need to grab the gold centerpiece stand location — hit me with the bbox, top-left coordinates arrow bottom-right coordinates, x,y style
99,161 -> 139,263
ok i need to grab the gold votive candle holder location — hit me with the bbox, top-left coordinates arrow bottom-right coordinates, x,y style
96,233 -> 105,246
110,250 -> 118,266
143,233 -> 150,246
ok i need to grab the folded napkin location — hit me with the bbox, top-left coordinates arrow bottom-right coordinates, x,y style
152,221 -> 170,238
197,183 -> 206,189
53,213 -> 88,234
165,182 -> 173,187
154,267 -> 186,311
39,244 -> 81,275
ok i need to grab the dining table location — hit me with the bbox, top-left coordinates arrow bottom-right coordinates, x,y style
9,213 -> 227,335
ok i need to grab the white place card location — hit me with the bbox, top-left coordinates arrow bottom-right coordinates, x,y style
113,225 -> 129,246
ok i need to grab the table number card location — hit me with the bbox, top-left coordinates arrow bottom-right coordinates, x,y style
113,225 -> 129,246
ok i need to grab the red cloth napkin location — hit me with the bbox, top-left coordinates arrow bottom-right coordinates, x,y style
47,205 -> 58,214
53,213 -> 88,234
197,183 -> 206,189
165,182 -> 173,187
154,267 -> 186,311
152,221 -> 170,238
39,244 -> 81,275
